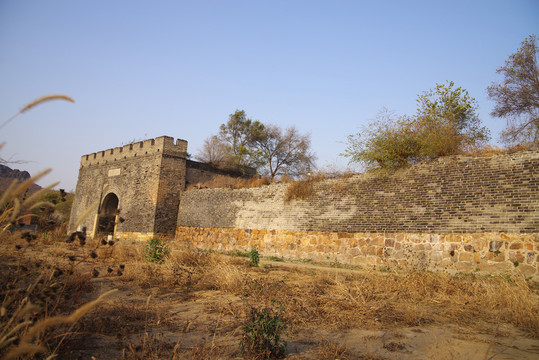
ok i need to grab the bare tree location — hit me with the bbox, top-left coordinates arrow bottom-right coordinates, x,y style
255,125 -> 316,179
487,35 -> 539,145
198,110 -> 316,177
196,135 -> 229,164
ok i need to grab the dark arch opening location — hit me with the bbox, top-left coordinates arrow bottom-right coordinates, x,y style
98,193 -> 119,234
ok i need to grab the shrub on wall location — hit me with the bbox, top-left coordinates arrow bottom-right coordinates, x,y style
284,174 -> 326,202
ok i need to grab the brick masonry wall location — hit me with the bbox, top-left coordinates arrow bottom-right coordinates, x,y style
178,151 -> 538,233
176,151 -> 538,278
154,154 -> 187,234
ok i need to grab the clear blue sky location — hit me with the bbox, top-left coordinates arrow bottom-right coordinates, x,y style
1,0 -> 538,191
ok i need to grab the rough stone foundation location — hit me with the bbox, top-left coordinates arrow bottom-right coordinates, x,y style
115,232 -> 158,242
176,227 -> 538,279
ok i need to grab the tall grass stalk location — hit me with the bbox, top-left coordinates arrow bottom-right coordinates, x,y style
0,94 -> 74,130
2,289 -> 117,360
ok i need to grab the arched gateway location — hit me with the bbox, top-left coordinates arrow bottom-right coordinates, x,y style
97,193 -> 119,235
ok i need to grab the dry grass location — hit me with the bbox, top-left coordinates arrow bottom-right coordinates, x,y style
19,95 -> 74,114
284,174 -> 326,202
189,170 -> 359,194
0,203 -> 119,360
165,256 -> 538,336
188,175 -> 272,190
118,243 -> 539,335
250,269 -> 538,334
1,234 -> 537,359
0,245 -> 116,359
315,340 -> 386,360
464,143 -> 535,156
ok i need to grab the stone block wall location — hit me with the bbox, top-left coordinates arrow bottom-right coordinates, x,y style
154,154 -> 187,234
177,151 -> 538,278
176,227 -> 538,278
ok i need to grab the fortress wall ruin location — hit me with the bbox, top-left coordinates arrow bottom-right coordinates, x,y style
176,150 -> 539,278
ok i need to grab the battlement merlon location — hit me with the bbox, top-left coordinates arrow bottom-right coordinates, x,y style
79,136 -> 188,166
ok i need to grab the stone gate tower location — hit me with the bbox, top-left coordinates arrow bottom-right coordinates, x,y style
68,136 -> 187,239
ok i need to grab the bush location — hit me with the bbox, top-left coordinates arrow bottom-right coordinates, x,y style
284,174 -> 326,202
241,302 -> 287,359
342,82 -> 490,170
144,238 -> 168,263
249,247 -> 260,267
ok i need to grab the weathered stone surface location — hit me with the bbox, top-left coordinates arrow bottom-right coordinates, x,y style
385,238 -> 395,247
489,241 -> 504,252
459,252 -> 473,262
485,252 -> 506,262
517,264 -> 536,278
176,227 -> 538,279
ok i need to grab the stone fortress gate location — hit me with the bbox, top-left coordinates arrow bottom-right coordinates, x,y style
68,135 -> 254,240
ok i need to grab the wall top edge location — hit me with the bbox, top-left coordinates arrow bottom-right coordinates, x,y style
80,136 -> 188,164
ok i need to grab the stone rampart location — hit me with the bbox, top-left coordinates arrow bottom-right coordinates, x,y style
176,151 -> 539,278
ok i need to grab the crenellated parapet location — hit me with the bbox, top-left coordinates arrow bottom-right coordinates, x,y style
80,136 -> 188,167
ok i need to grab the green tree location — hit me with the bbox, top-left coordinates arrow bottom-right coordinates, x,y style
342,82 -> 490,169
254,125 -> 316,179
198,110 -> 316,177
415,81 -> 489,158
218,110 -> 266,167
487,35 -> 539,145
342,110 -> 421,169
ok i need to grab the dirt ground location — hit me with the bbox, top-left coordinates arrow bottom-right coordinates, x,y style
1,236 -> 538,360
